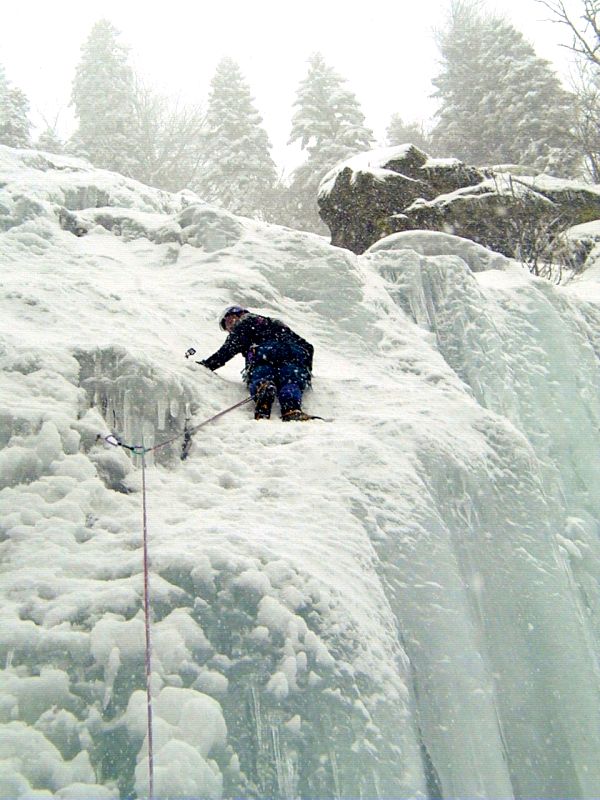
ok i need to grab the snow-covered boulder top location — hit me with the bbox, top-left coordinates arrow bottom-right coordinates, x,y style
319,145 -> 483,202
319,144 -> 419,196
516,173 -> 600,213
317,143 -> 600,257
567,219 -> 600,242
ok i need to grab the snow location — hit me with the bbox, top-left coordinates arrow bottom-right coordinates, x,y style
318,143 -> 416,196
567,219 -> 600,241
423,157 -> 463,169
518,173 -> 600,198
3,144 -> 600,798
403,171 -> 554,216
0,148 -> 192,217
366,228 -> 513,273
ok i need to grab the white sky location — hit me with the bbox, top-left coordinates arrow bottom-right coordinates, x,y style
1,0 -> 579,172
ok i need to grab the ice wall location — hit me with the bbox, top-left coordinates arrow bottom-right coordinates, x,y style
3,146 -> 600,799
366,232 -> 600,798
0,147 -> 427,799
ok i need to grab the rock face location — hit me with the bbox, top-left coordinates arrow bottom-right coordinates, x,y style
318,144 -> 600,256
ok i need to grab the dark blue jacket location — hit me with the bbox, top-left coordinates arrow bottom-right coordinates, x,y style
201,314 -> 314,374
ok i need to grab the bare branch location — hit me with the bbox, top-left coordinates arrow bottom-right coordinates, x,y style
536,0 -> 600,66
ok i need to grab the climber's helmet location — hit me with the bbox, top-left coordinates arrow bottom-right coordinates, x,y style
219,305 -> 249,331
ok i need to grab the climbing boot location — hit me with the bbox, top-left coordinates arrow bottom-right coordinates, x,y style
254,381 -> 276,420
281,409 -> 313,422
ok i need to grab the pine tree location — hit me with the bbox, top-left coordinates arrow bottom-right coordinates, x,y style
0,85 -> 31,148
287,53 -> 374,232
70,19 -> 135,173
386,114 -> 432,152
432,0 -> 578,176
194,58 -> 277,219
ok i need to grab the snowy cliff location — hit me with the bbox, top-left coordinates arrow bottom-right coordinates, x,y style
3,145 -> 600,799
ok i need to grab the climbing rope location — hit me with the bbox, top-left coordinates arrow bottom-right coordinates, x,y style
98,395 -> 253,797
140,439 -> 155,800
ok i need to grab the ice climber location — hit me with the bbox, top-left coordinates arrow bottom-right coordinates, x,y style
197,306 -> 315,421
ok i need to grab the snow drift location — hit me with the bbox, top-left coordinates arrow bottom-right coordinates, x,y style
2,145 -> 600,799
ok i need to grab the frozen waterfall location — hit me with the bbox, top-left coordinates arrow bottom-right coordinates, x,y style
2,146 -> 600,799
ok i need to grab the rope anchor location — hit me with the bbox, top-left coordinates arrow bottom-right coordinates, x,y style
98,433 -> 146,454
100,394 -> 253,458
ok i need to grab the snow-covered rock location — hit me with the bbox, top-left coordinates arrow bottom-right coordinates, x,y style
318,143 -> 600,258
3,144 -> 600,799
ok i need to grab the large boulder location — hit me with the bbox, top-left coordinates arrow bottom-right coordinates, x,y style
318,144 -> 600,256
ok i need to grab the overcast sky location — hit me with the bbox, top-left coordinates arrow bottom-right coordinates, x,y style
1,0 -> 579,171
